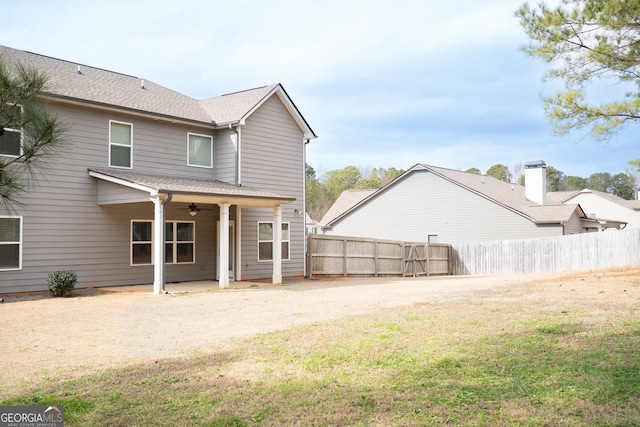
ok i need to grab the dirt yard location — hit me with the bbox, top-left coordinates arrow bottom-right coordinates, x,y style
1,267 -> 639,395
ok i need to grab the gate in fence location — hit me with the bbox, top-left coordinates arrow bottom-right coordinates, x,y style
307,234 -> 452,278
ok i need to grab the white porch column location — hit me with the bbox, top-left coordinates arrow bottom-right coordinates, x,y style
273,205 -> 282,285
218,203 -> 230,289
152,196 -> 166,295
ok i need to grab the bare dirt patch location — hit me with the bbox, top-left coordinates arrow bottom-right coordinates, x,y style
1,266 -> 639,396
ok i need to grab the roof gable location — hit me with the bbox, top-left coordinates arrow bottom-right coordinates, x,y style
198,84 -> 316,138
325,164 -> 587,227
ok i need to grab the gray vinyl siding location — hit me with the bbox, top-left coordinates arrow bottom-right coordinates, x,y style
96,180 -> 150,204
563,212 -> 586,235
326,171 -> 563,244
213,127 -> 237,184
238,96 -> 305,280
0,102 -> 220,293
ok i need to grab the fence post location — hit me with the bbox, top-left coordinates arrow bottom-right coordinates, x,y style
401,242 -> 406,277
425,244 -> 430,276
307,235 -> 312,279
374,240 -> 379,277
343,237 -> 348,277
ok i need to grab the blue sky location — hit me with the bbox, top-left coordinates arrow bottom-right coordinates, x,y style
1,0 -> 636,180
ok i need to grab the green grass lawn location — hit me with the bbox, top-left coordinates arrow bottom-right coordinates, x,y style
3,278 -> 639,426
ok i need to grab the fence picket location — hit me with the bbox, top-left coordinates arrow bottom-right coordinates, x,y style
451,228 -> 640,275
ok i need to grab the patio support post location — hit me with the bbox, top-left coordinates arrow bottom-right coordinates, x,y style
152,196 -> 167,295
218,203 -> 230,289
273,205 -> 282,285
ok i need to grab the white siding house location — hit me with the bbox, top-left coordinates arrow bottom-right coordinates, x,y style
322,164 -> 607,244
548,189 -> 640,229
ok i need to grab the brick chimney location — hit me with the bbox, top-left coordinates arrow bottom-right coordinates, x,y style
524,160 -> 546,205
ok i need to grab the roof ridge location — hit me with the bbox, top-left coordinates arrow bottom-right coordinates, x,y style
421,163 -> 490,176
2,46 -> 140,79
221,85 -> 274,97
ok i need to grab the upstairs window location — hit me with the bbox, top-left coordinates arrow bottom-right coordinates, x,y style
188,133 -> 213,168
258,221 -> 290,262
109,121 -> 132,168
0,216 -> 22,270
0,105 -> 23,157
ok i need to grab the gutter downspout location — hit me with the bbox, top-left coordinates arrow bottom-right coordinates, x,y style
303,138 -> 310,278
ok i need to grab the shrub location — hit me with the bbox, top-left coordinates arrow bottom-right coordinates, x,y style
48,271 -> 77,297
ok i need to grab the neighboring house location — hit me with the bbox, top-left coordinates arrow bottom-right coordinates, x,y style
305,213 -> 322,235
319,189 -> 375,228
0,46 -> 316,294
547,189 -> 640,229
321,163 -> 618,244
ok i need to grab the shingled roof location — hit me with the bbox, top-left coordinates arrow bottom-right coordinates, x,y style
0,46 -> 316,137
423,164 -> 584,223
199,85 -> 279,125
547,188 -> 640,211
319,189 -> 376,226
89,168 -> 295,202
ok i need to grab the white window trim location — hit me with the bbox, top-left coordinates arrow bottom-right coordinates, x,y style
257,221 -> 290,262
0,104 -> 24,158
109,120 -> 133,169
0,216 -> 23,271
165,221 -> 196,264
131,220 -> 152,266
131,220 -> 196,266
187,132 -> 213,168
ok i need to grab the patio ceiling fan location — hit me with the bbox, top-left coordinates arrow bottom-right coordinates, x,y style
184,203 -> 212,216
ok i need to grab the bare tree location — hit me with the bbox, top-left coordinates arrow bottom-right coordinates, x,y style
509,162 -> 523,185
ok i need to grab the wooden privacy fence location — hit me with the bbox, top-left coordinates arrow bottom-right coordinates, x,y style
307,234 -> 452,277
451,228 -> 640,276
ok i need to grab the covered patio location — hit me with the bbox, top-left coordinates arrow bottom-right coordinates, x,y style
89,168 -> 296,294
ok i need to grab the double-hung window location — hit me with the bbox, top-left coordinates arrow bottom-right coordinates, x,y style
109,121 -> 132,168
0,216 -> 22,270
131,221 -> 152,265
131,220 -> 195,266
187,133 -> 213,168
0,105 -> 23,157
258,221 -> 290,262
165,221 -> 195,264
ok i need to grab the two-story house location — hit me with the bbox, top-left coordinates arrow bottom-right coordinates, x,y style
0,46 -> 316,294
